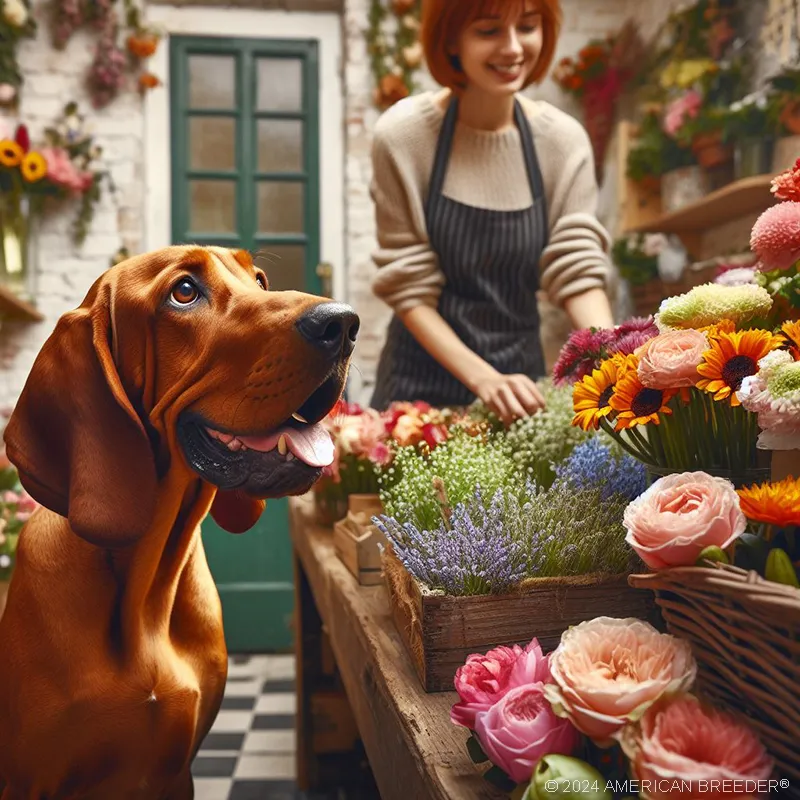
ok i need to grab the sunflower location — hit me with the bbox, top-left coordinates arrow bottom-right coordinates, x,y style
20,151 -> 47,182
781,320 -> 800,359
572,355 -> 624,431
0,139 -> 23,167
696,329 -> 784,405
737,476 -> 800,527
609,362 -> 677,430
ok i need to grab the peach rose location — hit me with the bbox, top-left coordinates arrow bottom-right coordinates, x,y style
637,330 -> 709,389
619,694 -> 774,799
544,617 -> 697,746
624,471 -> 746,569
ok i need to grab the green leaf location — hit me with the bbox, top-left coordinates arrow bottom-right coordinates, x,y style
483,765 -> 517,792
466,732 -> 489,764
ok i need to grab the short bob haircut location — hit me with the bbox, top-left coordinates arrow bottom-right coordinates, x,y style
421,0 -> 562,92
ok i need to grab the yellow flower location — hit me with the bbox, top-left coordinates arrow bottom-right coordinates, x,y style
610,359 -> 677,430
0,139 -> 23,167
572,356 -> 622,431
781,320 -> 800,359
20,151 -> 47,182
737,476 -> 800,527
696,329 -> 784,405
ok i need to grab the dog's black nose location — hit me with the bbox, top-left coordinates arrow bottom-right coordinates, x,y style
296,302 -> 360,358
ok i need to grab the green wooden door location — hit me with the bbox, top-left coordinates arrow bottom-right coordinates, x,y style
169,35 -> 321,652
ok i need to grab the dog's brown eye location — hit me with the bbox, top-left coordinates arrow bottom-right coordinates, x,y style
256,274 -> 267,290
171,279 -> 199,305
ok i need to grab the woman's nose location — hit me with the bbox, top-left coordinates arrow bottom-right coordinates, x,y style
500,28 -> 523,56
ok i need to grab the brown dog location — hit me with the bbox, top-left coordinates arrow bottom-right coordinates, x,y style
0,245 -> 358,799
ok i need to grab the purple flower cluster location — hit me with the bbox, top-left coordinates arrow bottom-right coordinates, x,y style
555,437 -> 646,502
374,487 -> 532,596
87,21 -> 127,109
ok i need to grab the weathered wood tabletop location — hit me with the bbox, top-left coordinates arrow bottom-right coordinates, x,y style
289,494 -> 505,800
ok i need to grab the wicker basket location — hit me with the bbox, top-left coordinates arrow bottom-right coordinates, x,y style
629,564 -> 800,791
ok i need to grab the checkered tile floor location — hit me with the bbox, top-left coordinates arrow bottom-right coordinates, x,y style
192,654 -> 338,800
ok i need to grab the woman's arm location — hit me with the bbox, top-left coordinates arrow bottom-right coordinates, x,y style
563,286 -> 615,330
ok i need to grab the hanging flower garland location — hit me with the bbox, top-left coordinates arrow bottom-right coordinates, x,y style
49,0 -> 162,109
0,0 -> 37,109
367,0 -> 423,110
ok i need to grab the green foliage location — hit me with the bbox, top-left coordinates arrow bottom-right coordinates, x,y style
612,234 -> 660,286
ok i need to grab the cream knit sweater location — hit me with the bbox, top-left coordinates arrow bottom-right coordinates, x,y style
369,91 -> 612,313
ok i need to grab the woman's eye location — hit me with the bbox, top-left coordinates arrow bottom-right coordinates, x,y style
477,27 -> 499,36
171,278 -> 200,305
256,274 -> 267,290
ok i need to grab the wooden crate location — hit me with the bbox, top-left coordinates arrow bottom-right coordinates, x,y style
333,494 -> 387,586
382,549 -> 661,693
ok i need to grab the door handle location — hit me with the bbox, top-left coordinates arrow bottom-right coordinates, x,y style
316,261 -> 333,297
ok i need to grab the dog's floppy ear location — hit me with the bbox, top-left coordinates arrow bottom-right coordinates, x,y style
3,289 -> 158,547
209,490 -> 266,534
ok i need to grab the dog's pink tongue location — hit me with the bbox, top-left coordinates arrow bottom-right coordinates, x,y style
238,424 -> 334,468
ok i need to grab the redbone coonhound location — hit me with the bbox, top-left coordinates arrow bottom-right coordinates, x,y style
0,245 -> 358,799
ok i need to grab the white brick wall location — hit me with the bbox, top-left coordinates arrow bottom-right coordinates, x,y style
0,0 -> 144,408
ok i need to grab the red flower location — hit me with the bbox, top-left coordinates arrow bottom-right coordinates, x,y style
14,124 -> 29,153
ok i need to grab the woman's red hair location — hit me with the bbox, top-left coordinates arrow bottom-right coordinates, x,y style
420,0 -> 562,91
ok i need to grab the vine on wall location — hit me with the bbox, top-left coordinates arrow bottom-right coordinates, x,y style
50,0 -> 162,109
367,0 -> 423,110
0,0 -> 36,108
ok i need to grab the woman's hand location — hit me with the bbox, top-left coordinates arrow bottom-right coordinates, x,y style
476,373 -> 546,426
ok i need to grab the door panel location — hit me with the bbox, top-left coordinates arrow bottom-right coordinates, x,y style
170,35 -> 320,652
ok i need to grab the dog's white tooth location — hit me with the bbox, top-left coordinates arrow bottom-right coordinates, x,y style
286,452 -> 295,461
228,438 -> 242,451
218,432 -> 234,444
277,434 -> 288,456
291,412 -> 308,424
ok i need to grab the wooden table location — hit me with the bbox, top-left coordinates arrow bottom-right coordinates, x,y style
290,495 -> 505,800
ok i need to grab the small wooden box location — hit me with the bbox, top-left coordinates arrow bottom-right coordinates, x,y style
383,549 -> 660,693
333,495 -> 387,586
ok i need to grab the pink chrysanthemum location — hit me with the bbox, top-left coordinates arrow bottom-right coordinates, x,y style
771,158 -> 800,203
610,316 -> 659,356
750,201 -> 800,271
552,327 -> 617,386
615,316 -> 658,336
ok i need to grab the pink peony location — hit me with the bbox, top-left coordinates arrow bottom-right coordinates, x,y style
41,146 -> 94,193
451,638 -> 550,730
474,683 -> 580,784
663,90 -> 702,137
623,471 -> 746,569
750,201 -> 800,271
771,157 -> 800,203
636,329 -> 709,389
544,617 -> 696,746
620,694 -> 775,799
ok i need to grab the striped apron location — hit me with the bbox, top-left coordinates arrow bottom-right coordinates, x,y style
371,96 -> 548,410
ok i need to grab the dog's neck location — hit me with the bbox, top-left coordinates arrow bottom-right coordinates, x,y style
114,469 -> 217,653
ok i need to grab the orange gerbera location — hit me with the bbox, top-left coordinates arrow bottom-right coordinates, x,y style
696,329 -> 783,405
737,476 -> 800,527
610,358 -> 677,430
781,320 -> 800,359
697,318 -> 737,338
572,356 -> 624,431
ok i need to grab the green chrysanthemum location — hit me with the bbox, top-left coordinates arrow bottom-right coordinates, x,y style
655,283 -> 773,331
767,361 -> 800,399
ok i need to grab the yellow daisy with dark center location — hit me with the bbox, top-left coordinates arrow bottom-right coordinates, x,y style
0,139 -> 23,167
696,329 -> 784,405
781,320 -> 800,359
21,151 -> 47,183
572,355 -> 624,431
609,359 -> 677,430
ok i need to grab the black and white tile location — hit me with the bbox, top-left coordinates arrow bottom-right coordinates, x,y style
192,654 -> 335,800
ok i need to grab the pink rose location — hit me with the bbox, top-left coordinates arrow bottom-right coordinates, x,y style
451,639 -> 550,730
663,90 -> 702,137
544,617 -> 697,745
636,330 -> 709,389
620,694 -> 774,799
624,471 -> 746,569
41,146 -> 94,193
474,683 -> 580,784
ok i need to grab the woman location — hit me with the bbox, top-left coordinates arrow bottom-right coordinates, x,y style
369,0 -> 615,423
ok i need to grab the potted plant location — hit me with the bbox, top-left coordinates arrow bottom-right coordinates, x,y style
611,234 -> 666,316
722,91 -> 779,179
766,65 -> 800,172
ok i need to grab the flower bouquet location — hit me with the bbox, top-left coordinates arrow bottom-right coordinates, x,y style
565,283 -> 790,485
625,469 -> 800,786
450,617 -> 774,798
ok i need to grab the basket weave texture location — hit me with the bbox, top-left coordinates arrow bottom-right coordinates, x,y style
629,563 -> 800,791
